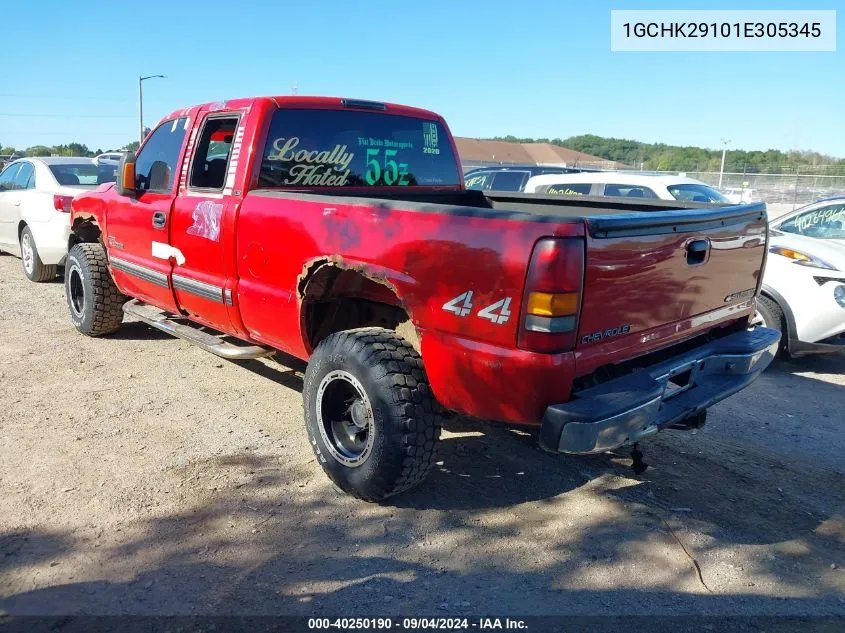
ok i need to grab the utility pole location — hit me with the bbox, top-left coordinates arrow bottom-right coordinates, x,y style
718,138 -> 731,189
139,74 -> 166,145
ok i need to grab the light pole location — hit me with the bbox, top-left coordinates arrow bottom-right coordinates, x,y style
718,138 -> 731,189
139,74 -> 166,145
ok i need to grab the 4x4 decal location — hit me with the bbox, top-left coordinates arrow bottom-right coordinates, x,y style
442,292 -> 512,325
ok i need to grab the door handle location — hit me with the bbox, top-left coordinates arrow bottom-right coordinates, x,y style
152,211 -> 167,229
14,201 -> 21,207
686,239 -> 710,265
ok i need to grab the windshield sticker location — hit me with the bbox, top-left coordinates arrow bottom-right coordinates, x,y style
186,200 -> 224,242
266,137 -> 354,186
547,186 -> 585,195
357,137 -> 411,186
423,122 -> 440,155
793,206 -> 845,232
465,175 -> 487,188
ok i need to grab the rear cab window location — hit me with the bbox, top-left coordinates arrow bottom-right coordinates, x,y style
190,115 -> 239,190
258,108 -> 460,188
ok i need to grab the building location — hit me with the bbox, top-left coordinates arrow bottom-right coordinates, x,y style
454,137 -> 625,172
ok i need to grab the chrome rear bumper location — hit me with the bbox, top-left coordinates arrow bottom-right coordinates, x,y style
539,327 -> 781,454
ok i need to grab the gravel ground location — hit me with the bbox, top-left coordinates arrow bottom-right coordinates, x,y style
0,253 -> 843,618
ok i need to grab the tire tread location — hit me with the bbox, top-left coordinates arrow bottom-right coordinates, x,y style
304,326 -> 442,501
67,242 -> 125,337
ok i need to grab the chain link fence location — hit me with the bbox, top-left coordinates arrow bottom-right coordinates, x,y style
656,170 -> 845,208
461,160 -> 844,217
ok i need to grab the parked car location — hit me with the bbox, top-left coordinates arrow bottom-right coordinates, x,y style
65,95 -> 777,500
463,165 -> 595,192
721,187 -> 758,204
0,157 -> 116,281
525,172 -> 730,203
753,197 -> 845,356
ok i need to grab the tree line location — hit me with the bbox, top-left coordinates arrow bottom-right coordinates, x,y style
491,134 -> 845,175
0,141 -> 139,159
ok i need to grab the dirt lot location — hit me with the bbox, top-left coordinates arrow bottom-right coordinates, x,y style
1,253 -> 843,617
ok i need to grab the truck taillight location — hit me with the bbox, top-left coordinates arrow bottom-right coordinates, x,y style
518,237 -> 584,353
53,195 -> 73,213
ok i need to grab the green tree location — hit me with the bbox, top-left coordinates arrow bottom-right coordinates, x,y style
25,145 -> 53,157
122,141 -> 140,152
488,134 -> 845,173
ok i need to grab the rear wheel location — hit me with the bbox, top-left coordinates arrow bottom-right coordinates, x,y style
303,327 -> 442,502
20,226 -> 57,282
65,242 -> 126,336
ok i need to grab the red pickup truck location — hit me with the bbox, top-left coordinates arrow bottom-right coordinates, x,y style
65,95 -> 780,501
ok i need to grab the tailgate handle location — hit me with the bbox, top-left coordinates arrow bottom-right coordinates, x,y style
152,211 -> 167,229
687,239 -> 710,265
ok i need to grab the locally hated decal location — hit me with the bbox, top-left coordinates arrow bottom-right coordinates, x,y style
266,137 -> 354,186
186,200 -> 224,242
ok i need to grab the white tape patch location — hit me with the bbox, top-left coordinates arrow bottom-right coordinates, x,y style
152,241 -> 186,265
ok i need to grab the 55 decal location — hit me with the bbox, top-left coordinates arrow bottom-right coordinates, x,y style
442,292 -> 512,325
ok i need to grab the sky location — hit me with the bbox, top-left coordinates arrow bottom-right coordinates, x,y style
1,0 -> 842,156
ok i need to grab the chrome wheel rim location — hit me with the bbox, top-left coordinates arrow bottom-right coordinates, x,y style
316,370 -> 375,468
68,264 -> 85,318
21,232 -> 34,274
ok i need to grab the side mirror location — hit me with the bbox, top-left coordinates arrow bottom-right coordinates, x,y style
115,151 -> 136,196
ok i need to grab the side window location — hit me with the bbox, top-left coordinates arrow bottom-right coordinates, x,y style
135,117 -> 189,193
189,115 -> 238,190
14,163 -> 35,190
603,184 -> 658,199
779,204 -> 845,239
464,172 -> 491,190
489,171 -> 528,192
0,163 -> 22,191
544,183 -> 592,196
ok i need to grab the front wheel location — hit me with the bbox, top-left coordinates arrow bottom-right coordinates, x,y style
752,295 -> 787,356
65,242 -> 126,336
303,327 -> 442,502
20,226 -> 57,282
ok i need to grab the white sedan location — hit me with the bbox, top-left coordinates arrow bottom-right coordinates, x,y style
755,197 -> 845,356
0,157 -> 115,282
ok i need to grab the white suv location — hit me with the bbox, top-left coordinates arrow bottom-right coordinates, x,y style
755,197 -> 845,356
524,172 -> 729,203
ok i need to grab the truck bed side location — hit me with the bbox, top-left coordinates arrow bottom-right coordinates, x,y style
235,190 -> 766,424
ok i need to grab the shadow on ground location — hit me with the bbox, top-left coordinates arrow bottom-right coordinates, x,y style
2,419 -> 843,616
2,322 -> 842,617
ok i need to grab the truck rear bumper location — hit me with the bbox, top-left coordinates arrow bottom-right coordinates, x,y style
539,327 -> 781,454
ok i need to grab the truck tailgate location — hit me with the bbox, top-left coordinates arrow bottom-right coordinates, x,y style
575,203 -> 767,375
